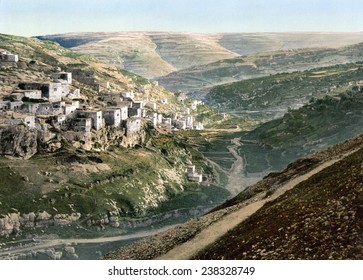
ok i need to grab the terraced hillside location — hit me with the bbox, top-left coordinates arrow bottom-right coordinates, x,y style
37,32 -> 363,80
208,63 -> 363,121
158,43 -> 363,94
37,32 -> 239,79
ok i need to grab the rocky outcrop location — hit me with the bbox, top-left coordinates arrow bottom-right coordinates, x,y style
121,130 -> 146,148
0,125 -> 38,159
0,211 -> 81,237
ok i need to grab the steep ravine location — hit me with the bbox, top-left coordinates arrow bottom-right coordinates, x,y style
102,133 -> 363,259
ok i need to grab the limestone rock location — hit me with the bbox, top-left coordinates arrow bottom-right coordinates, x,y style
0,125 -> 38,159
35,211 -> 53,227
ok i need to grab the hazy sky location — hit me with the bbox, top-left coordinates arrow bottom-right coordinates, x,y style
0,0 -> 363,36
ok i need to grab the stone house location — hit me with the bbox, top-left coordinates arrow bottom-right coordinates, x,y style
103,108 -> 121,128
191,100 -> 203,110
146,112 -> 158,126
125,118 -> 141,136
132,100 -> 144,109
37,103 -> 62,115
0,101 -> 9,111
186,165 -> 203,183
128,107 -> 141,118
145,102 -> 157,110
157,114 -> 163,124
0,50 -> 18,62
188,173 -> 203,183
121,91 -> 134,99
11,90 -> 42,101
22,103 -> 40,114
64,104 -> 78,118
9,101 -> 23,111
0,114 -> 36,129
73,118 -> 92,132
52,101 -> 66,108
103,93 -> 123,105
186,116 -> 195,129
66,88 -> 80,99
119,106 -> 128,121
174,119 -> 187,130
70,68 -> 99,91
175,91 -> 187,103
186,166 -> 196,176
48,114 -> 66,127
76,109 -> 104,131
162,117 -> 172,126
52,72 -> 72,84
172,112 -> 179,120
18,82 -> 68,102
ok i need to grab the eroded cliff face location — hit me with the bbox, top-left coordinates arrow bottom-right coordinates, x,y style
0,211 -> 81,237
0,125 -> 38,159
0,123 -> 147,159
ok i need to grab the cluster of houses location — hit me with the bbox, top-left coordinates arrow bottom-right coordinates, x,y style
0,51 -> 208,183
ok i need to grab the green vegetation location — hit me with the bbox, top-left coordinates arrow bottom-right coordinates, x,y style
0,132 -> 209,218
159,43 -> 363,92
208,63 -> 363,122
0,33 -> 224,224
239,88 -> 363,173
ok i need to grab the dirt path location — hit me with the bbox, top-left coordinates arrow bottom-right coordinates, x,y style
0,224 -> 178,258
203,137 -> 257,195
156,149 -> 357,260
226,138 -> 247,195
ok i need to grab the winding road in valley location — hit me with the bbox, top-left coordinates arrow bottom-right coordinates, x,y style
156,148 -> 358,260
225,138 -> 259,196
0,224 -> 178,258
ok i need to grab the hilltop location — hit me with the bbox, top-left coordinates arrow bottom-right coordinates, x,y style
37,32 -> 363,80
158,43 -> 363,94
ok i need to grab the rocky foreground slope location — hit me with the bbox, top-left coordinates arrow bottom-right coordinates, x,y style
103,134 -> 363,260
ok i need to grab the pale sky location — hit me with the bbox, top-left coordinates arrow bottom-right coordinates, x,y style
0,0 -> 363,36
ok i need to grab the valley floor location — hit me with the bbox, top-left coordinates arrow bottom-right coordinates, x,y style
103,136 -> 363,259
156,148 -> 357,259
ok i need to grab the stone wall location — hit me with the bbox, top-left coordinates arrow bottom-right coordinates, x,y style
125,118 -> 141,136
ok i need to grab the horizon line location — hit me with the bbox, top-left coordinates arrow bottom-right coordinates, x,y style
4,30 -> 363,38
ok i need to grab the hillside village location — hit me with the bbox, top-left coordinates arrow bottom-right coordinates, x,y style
0,50 -> 204,142
0,49 -> 206,183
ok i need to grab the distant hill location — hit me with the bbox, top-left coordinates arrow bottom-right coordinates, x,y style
37,32 -> 363,80
158,43 -> 363,94
207,62 -> 363,120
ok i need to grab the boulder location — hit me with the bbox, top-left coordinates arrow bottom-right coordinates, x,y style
0,125 -> 38,159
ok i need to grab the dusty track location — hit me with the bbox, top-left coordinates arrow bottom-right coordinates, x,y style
156,149 -> 357,260
0,224 -> 177,258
